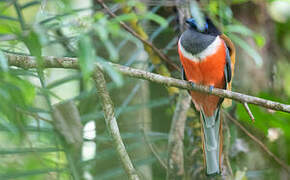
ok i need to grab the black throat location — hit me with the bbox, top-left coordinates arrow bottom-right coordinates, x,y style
180,29 -> 217,55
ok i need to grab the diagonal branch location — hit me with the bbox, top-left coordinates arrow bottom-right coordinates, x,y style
96,0 -> 180,72
142,129 -> 167,170
5,53 -> 290,113
93,65 -> 139,180
242,102 -> 255,122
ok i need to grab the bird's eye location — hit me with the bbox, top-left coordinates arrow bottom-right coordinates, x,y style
186,18 -> 197,29
186,18 -> 208,33
203,23 -> 209,33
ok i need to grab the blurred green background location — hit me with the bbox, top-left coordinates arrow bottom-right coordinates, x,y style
0,0 -> 289,179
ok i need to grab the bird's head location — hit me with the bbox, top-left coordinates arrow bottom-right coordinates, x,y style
178,17 -> 222,55
185,17 -> 221,36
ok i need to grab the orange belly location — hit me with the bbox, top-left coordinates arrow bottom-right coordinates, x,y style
178,41 -> 226,116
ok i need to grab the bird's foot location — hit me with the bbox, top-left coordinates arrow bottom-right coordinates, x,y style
189,81 -> 195,88
209,85 -> 214,93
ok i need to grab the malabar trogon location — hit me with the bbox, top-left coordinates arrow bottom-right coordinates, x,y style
178,17 -> 236,175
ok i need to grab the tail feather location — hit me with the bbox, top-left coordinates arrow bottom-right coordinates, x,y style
200,108 -> 222,175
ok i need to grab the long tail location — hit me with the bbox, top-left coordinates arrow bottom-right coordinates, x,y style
200,108 -> 223,176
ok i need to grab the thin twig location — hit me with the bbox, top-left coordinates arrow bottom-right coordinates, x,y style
16,107 -> 52,123
96,0 -> 180,72
142,129 -> 168,170
0,34 -> 17,41
93,65 -> 139,180
0,31 -> 29,41
5,53 -> 290,113
223,111 -> 290,172
13,1 -> 26,29
242,102 -> 255,122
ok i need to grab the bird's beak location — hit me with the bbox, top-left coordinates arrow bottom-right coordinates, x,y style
185,19 -> 191,24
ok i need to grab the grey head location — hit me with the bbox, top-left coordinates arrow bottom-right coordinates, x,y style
180,17 -> 221,55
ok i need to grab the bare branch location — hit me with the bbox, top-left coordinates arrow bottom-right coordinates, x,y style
5,53 -> 290,113
167,90 -> 191,179
242,102 -> 255,122
175,0 -> 190,32
16,107 -> 52,123
224,111 -> 290,172
142,129 -> 167,170
96,0 -> 180,72
93,65 -> 139,180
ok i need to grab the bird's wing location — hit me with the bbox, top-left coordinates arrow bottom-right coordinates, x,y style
220,34 -> 236,107
220,34 -> 236,87
224,47 -> 232,85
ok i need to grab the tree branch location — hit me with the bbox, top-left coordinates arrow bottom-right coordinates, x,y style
93,65 -> 139,180
142,129 -> 167,170
5,53 -> 290,113
167,90 -> 191,180
242,102 -> 255,122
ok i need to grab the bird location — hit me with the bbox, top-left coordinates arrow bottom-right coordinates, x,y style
177,17 -> 236,176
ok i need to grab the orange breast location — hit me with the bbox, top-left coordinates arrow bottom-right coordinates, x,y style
178,40 -> 226,116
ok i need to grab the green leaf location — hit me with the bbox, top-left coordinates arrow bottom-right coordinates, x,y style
0,168 -> 67,179
8,75 -> 36,104
111,12 -> 168,28
94,12 -> 105,21
225,25 -> 266,48
142,12 -> 168,27
21,29 -> 47,93
232,0 -> 249,4
225,24 -> 255,36
0,147 -> 63,155
208,1 -> 219,15
0,115 -> 17,133
111,13 -> 138,24
103,40 -> 119,61
21,30 -> 42,60
149,15 -> 174,41
190,0 -> 206,31
38,87 -> 62,101
47,74 -> 81,89
20,1 -> 40,9
78,35 -> 96,84
0,73 -> 35,133
0,6 -> 21,35
229,34 -> 263,66
254,34 -> 266,48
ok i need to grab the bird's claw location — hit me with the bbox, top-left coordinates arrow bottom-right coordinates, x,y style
209,85 -> 214,93
190,81 -> 195,88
